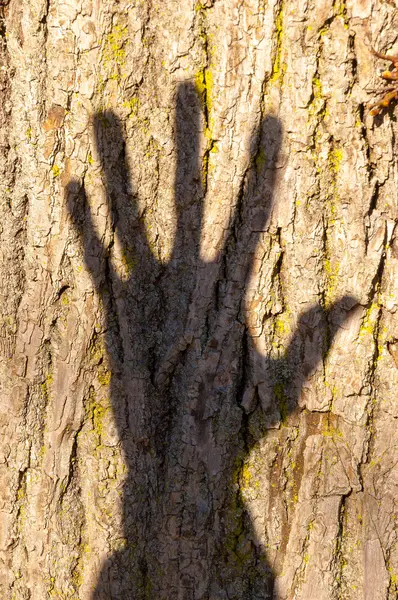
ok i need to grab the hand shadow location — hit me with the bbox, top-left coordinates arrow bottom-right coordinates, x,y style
67,82 -> 357,599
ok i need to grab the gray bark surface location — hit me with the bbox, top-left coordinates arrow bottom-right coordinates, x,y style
0,0 -> 398,598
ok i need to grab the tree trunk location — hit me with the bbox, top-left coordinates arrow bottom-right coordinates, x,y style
1,0 -> 398,598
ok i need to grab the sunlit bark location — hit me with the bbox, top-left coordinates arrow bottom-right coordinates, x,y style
0,1 -> 398,598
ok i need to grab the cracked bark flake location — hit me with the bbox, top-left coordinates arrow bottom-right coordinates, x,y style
0,0 -> 397,599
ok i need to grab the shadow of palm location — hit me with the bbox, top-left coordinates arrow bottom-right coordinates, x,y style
67,82 -> 357,599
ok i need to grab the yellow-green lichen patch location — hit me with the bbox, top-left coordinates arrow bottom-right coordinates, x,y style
121,247 -> 138,275
51,165 -> 61,178
321,420 -> 343,439
313,77 -> 322,99
388,567 -> 398,589
329,147 -> 343,175
334,0 -> 348,24
359,301 -> 381,339
222,455 -> 260,579
241,463 -> 253,490
71,564 -> 83,589
123,96 -> 140,118
97,366 -> 112,387
71,541 -> 91,593
269,1 -> 286,86
194,69 -> 206,101
255,147 -> 267,172
41,372 -> 54,402
321,143 -> 345,307
274,312 -> 291,338
323,257 -> 340,308
86,390 -> 108,447
102,24 -> 128,66
195,65 -> 216,188
195,67 -> 214,132
98,22 -> 129,94
308,76 -> 329,119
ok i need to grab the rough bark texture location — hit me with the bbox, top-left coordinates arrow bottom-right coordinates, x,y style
1,0 -> 398,598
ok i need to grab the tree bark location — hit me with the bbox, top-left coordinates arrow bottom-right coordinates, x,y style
0,0 -> 398,599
